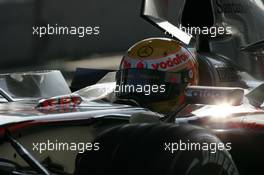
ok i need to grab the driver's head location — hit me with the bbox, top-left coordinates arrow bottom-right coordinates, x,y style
116,38 -> 198,113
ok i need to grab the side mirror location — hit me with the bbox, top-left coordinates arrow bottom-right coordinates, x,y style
246,83 -> 264,108
141,0 -> 192,44
142,0 -> 168,20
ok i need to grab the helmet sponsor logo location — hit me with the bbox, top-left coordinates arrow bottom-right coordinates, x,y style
151,53 -> 189,70
122,51 -> 191,71
136,61 -> 145,69
123,60 -> 131,69
189,69 -> 194,78
137,45 -> 153,57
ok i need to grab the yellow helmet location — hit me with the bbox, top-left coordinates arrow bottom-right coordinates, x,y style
116,38 -> 198,113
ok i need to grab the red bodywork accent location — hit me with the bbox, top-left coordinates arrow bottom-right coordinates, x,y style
37,94 -> 82,108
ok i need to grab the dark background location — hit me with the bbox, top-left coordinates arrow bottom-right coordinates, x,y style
0,0 -> 164,68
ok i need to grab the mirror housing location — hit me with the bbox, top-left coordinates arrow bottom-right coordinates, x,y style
141,0 -> 192,44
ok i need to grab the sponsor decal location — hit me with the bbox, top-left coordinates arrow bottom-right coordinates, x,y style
136,61 -> 145,69
151,53 -> 189,70
123,60 -> 131,69
202,150 -> 238,175
122,51 -> 191,71
137,45 -> 153,57
190,90 -> 222,98
216,0 -> 248,14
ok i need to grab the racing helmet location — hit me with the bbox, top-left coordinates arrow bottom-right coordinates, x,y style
116,38 -> 198,113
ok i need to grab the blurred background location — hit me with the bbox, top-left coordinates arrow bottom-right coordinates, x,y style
0,0 -> 164,73
1,0 -> 264,87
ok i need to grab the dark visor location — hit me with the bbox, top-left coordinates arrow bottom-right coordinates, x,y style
116,68 -> 190,102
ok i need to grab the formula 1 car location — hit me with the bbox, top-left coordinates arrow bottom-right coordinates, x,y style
0,70 -> 153,175
0,69 -> 262,175
0,0 -> 264,175
73,71 -> 264,175
74,0 -> 264,175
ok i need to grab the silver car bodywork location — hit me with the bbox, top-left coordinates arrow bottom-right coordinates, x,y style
142,0 -> 264,79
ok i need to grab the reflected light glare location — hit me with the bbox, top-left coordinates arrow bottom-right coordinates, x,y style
211,103 -> 234,118
254,0 -> 264,10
